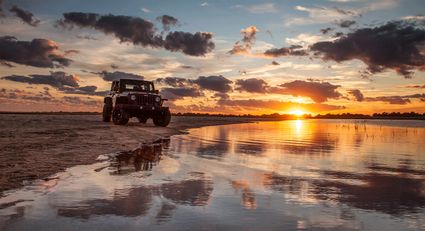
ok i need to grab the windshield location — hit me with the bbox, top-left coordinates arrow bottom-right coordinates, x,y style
120,80 -> 154,92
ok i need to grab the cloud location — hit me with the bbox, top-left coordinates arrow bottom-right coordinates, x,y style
156,77 -> 191,87
161,87 -> 203,100
347,89 -> 364,101
310,20 -> 425,78
263,45 -> 308,57
246,3 -> 277,14
229,26 -> 259,55
2,72 -> 110,97
201,2 -> 209,7
0,36 -> 72,68
98,71 -> 144,81
62,96 -> 99,106
365,96 -> 411,105
286,5 -> 359,26
362,93 -> 425,105
141,8 -> 151,13
320,27 -> 334,34
270,80 -> 342,103
2,72 -> 79,88
285,33 -> 325,46
157,15 -> 179,31
76,34 -> 98,40
9,5 -> 40,26
337,20 -> 356,28
57,12 -> 215,56
405,85 -> 425,89
156,75 -> 233,94
235,78 -> 268,93
0,0 -> 4,17
192,75 -> 232,93
164,31 -> 215,56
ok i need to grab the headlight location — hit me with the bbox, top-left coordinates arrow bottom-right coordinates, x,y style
130,95 -> 136,101
155,96 -> 161,102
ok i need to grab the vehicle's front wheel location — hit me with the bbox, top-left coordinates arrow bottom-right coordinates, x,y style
102,104 -> 112,122
153,108 -> 171,127
112,108 -> 129,125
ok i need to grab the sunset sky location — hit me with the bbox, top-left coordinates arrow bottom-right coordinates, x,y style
0,0 -> 424,114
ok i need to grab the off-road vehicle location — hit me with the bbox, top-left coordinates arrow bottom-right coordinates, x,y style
102,79 -> 171,126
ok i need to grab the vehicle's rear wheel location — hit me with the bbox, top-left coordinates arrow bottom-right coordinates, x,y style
112,108 -> 129,125
137,115 -> 148,123
102,104 -> 112,122
153,108 -> 171,127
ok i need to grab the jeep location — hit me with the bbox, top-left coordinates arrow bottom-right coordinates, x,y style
102,79 -> 171,126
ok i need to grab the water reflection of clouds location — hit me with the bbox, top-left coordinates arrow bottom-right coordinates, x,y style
57,173 -> 213,220
264,163 -> 425,215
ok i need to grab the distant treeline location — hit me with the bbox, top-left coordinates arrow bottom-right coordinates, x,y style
1,111 -> 424,120
0,111 -> 101,115
173,112 -> 425,120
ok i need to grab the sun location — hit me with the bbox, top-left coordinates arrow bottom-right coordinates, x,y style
288,109 -> 306,117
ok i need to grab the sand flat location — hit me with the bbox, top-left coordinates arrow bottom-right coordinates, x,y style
0,114 -> 259,193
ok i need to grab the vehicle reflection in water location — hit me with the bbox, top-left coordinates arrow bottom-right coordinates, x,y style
1,119 -> 425,231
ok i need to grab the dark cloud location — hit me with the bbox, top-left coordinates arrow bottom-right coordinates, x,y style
235,78 -> 268,93
98,71 -> 144,81
229,26 -> 258,55
157,15 -> 178,31
2,72 -> 79,88
164,31 -> 215,56
161,87 -> 203,100
320,27 -> 334,34
2,72 -> 108,97
405,85 -> 425,89
59,12 -> 163,46
0,36 -> 72,68
271,61 -> 280,65
347,89 -> 364,102
156,77 -> 191,87
337,20 -> 356,28
58,12 -> 214,56
270,80 -> 342,103
9,5 -> 40,26
365,96 -> 411,105
263,45 -> 308,57
311,20 -> 425,78
192,75 -> 232,93
0,0 -> 4,17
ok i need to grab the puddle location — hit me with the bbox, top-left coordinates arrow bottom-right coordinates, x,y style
1,120 -> 425,231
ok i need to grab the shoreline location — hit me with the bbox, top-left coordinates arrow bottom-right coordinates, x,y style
0,114 -> 271,195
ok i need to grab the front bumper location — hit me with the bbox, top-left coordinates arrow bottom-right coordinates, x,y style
115,104 -> 165,111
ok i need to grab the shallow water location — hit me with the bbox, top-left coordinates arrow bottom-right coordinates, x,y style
1,119 -> 425,231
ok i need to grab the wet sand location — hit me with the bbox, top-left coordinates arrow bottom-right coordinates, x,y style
0,114 -> 263,194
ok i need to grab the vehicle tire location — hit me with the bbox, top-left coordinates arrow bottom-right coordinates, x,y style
102,104 -> 112,122
153,108 -> 171,127
137,115 -> 148,123
112,108 -> 129,125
